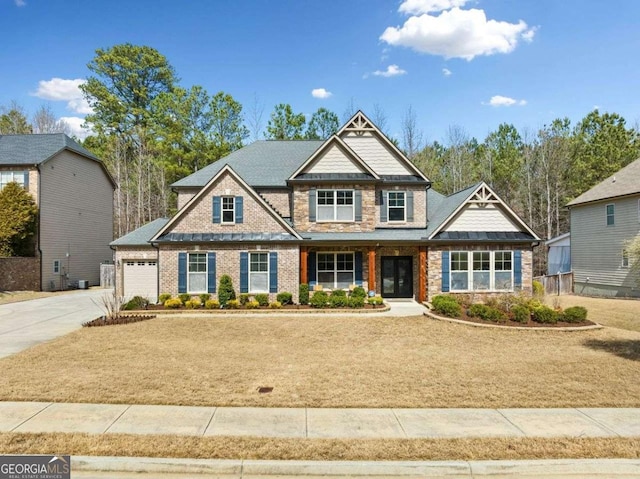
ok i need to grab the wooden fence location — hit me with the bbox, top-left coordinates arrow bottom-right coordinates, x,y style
534,272 -> 573,296
100,263 -> 115,288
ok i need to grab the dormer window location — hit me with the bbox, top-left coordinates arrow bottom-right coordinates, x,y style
317,189 -> 354,222
388,192 -> 406,222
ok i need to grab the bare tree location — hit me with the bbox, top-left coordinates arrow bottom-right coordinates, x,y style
247,93 -> 265,142
342,97 -> 358,123
371,103 -> 388,135
31,104 -> 70,134
443,124 -> 473,194
401,105 -> 423,159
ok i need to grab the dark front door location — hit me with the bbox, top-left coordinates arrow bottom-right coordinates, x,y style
381,256 -> 413,298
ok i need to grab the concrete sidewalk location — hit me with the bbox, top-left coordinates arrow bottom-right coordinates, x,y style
2,402 -> 639,439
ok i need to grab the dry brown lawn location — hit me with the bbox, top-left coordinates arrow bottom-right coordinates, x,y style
0,315 -> 639,408
548,294 -> 640,332
1,433 -> 639,461
0,291 -> 54,305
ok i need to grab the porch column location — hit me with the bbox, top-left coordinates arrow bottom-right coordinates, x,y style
368,246 -> 376,292
418,246 -> 427,303
300,247 -> 308,284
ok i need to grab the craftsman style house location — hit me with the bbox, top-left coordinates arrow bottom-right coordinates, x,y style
111,112 -> 539,303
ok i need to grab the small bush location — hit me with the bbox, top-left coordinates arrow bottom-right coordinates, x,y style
468,303 -> 506,322
254,293 -> 269,306
158,293 -> 172,304
484,296 -> 500,309
331,289 -> 347,297
329,294 -> 349,308
178,293 -> 191,304
367,295 -> 384,306
310,291 -> 329,308
533,280 -> 545,298
218,275 -> 236,307
185,299 -> 201,309
350,286 -> 367,298
532,305 -> 558,324
123,295 -> 149,310
204,299 -> 220,309
451,293 -> 474,306
562,306 -> 588,323
199,293 -> 211,304
276,291 -> 293,305
512,305 -> 530,323
299,283 -> 310,305
239,293 -> 251,306
497,293 -> 520,313
431,295 -> 461,317
526,298 -> 543,312
164,298 -> 182,309
348,296 -> 365,308
269,301 -> 282,309
246,300 -> 260,309
226,299 -> 240,309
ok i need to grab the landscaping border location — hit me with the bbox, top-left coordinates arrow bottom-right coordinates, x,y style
125,304 -> 391,315
423,308 -> 603,331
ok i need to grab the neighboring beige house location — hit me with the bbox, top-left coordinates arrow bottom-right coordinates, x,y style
567,157 -> 640,297
0,134 -> 115,291
112,111 -> 539,303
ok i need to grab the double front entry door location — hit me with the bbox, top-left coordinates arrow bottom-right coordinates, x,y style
381,256 -> 413,298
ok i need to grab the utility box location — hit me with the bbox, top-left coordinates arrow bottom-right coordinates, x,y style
78,280 -> 89,289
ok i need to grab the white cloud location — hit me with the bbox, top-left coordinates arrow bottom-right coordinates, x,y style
483,95 -> 527,107
32,78 -> 92,114
311,88 -> 332,99
14,0 -> 26,6
372,64 -> 407,77
399,0 -> 469,15
442,67 -> 452,76
59,116 -> 91,140
381,7 -> 536,61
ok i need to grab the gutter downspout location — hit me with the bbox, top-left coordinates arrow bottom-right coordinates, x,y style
151,241 -> 160,302
35,164 -> 44,291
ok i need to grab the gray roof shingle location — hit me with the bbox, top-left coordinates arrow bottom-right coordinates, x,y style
156,232 -> 298,242
0,133 -> 99,165
171,140 -> 324,188
110,218 -> 169,246
567,157 -> 640,206
425,183 -> 481,238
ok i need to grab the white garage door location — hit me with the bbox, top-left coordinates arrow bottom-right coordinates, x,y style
123,260 -> 158,303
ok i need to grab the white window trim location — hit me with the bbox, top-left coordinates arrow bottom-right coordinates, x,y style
221,196 -> 235,224
249,251 -> 269,293
0,170 -> 26,191
622,248 -> 630,268
187,252 -> 208,294
606,203 -> 615,226
316,189 -> 355,223
53,260 -> 61,274
316,251 -> 355,289
387,191 -> 406,223
450,250 -> 514,292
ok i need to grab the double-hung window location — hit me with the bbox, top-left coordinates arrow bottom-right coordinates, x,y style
622,249 -> 630,268
450,251 -> 513,291
222,196 -> 235,223
188,253 -> 207,293
606,204 -> 615,226
388,192 -> 406,222
0,171 -> 26,191
317,252 -> 354,289
317,190 -> 354,222
249,252 -> 269,292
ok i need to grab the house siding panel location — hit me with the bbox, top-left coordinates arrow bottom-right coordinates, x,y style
571,195 -> 640,296
444,204 -> 520,232
341,132 -> 411,175
39,151 -> 114,290
307,144 -> 363,173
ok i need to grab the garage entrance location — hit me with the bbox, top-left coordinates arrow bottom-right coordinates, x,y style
122,260 -> 158,302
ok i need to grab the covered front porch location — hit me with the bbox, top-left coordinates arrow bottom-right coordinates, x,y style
299,244 -> 428,302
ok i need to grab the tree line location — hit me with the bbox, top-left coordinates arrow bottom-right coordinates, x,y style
3,43 -> 639,274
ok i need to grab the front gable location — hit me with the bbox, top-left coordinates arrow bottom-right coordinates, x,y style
152,165 -> 301,241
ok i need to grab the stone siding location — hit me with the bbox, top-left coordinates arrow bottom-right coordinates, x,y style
0,257 -> 40,291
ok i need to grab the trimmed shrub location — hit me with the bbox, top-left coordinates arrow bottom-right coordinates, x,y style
178,293 -> 191,304
512,305 -> 530,323
348,296 -> 365,308
532,305 -> 558,324
254,293 -> 269,306
246,300 -> 260,309
329,294 -> 349,308
299,283 -> 309,305
310,291 -> 329,308
533,280 -> 545,298
199,293 -> 211,304
239,293 -> 251,306
164,298 -> 182,309
468,303 -> 506,322
526,299 -> 543,312
350,286 -> 367,298
204,299 -> 220,309
158,293 -> 172,304
276,291 -> 293,305
331,289 -> 347,297
123,296 -> 149,310
226,299 -> 240,309
367,295 -> 384,307
431,295 -> 461,318
562,306 -> 588,323
269,301 -> 282,309
451,293 -> 474,306
218,275 -> 236,306
185,299 -> 201,309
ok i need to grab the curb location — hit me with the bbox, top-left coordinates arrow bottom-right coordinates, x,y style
71,456 -> 640,477
423,310 -> 604,331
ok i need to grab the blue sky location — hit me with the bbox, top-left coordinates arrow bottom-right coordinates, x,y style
1,0 -> 639,143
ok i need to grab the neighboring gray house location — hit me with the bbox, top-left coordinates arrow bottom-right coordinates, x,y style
545,232 -> 571,275
0,134 -> 115,291
567,157 -> 640,297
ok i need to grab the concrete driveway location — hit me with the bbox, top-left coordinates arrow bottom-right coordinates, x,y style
0,288 -> 110,359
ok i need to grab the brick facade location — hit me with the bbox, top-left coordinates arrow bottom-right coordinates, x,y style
114,246 -> 158,298
374,186 -> 427,229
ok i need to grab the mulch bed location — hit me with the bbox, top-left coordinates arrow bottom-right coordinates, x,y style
83,314 -> 156,327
